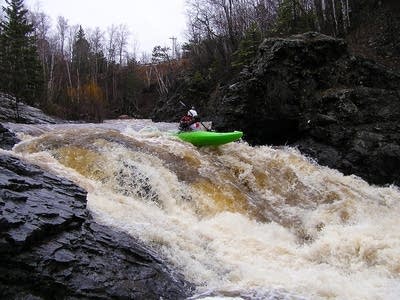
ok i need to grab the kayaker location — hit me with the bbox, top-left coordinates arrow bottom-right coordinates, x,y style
179,106 -> 201,131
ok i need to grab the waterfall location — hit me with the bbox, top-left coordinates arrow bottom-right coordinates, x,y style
5,119 -> 400,299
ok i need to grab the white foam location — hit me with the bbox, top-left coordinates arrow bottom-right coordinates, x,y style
8,120 -> 400,300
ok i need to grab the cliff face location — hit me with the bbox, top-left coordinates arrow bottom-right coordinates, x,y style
212,32 -> 400,186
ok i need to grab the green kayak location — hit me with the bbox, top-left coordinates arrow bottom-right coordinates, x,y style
176,130 -> 243,146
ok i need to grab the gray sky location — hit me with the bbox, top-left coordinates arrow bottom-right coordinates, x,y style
23,0 -> 187,55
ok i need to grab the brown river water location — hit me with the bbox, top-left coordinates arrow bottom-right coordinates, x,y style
3,119 -> 400,299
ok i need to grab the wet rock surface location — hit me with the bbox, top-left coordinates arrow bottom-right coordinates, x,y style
0,153 -> 192,299
0,123 -> 20,150
0,93 -> 60,124
212,32 -> 400,186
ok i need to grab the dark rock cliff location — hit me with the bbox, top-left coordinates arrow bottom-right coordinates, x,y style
0,134 -> 192,299
211,32 -> 400,186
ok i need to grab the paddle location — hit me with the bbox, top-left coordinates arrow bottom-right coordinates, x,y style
179,101 -> 211,131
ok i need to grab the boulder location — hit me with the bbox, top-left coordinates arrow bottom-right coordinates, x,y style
0,153 -> 192,299
0,124 -> 20,150
212,32 -> 400,185
0,93 -> 60,124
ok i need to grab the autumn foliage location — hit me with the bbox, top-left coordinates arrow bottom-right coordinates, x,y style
67,81 -> 105,122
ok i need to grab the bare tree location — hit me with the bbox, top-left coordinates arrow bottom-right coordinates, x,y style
115,24 -> 130,66
106,24 -> 118,64
186,0 -> 281,45
105,24 -> 119,108
29,8 -> 51,102
126,38 -> 139,63
56,16 -> 68,56
88,27 -> 105,82
65,24 -> 79,95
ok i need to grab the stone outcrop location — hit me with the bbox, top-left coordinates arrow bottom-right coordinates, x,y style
212,32 -> 400,186
0,152 -> 192,299
0,93 -> 60,124
0,123 -> 20,150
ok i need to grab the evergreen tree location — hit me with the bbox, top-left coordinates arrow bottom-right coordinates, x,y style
72,26 -> 90,85
274,0 -> 316,35
232,24 -> 262,70
152,45 -> 171,63
0,0 -> 43,116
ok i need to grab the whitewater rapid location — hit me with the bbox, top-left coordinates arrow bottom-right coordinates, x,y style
4,119 -> 400,300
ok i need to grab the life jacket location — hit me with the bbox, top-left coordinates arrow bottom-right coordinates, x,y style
179,115 -> 194,131
190,121 -> 200,130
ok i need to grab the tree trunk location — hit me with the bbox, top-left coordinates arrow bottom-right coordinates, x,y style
14,97 -> 20,122
312,0 -> 321,31
66,59 -> 73,94
339,0 -> 347,33
321,0 -> 327,22
47,53 -> 55,104
331,0 -> 338,36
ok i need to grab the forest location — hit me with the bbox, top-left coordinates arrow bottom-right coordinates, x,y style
0,0 -> 399,122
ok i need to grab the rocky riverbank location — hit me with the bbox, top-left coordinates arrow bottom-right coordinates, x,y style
0,93 -> 61,124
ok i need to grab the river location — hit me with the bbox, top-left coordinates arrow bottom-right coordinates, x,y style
3,119 -> 400,300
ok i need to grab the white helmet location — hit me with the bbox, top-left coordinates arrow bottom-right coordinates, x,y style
188,108 -> 198,117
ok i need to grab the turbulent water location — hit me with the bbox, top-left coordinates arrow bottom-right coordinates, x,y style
3,119 -> 400,300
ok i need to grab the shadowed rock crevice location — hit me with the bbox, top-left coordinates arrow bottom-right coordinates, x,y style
0,123 -> 20,150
